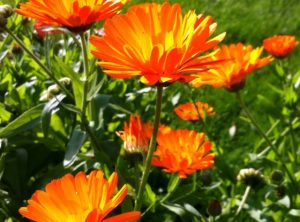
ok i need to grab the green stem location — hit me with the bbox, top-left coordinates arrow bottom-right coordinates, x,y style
4,26 -> 73,99
236,92 -> 298,190
79,32 -> 90,123
289,119 -> 298,164
191,98 -> 207,134
78,33 -> 101,152
134,85 -> 163,211
235,185 -> 251,216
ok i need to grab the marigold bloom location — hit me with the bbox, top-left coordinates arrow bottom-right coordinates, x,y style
192,43 -> 273,90
90,2 -> 225,85
174,101 -> 215,121
152,127 -> 215,178
16,0 -> 128,32
116,114 -> 153,153
19,170 -> 141,222
263,35 -> 298,57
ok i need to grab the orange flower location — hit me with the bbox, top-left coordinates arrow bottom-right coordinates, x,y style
90,2 -> 225,86
152,127 -> 215,178
174,101 -> 215,121
116,114 -> 153,153
16,0 -> 128,32
19,170 -> 141,222
192,43 -> 273,91
263,35 -> 298,57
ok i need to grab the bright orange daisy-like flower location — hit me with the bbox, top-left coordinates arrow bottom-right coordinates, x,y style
174,101 -> 215,121
19,170 -> 141,222
192,43 -> 273,91
263,35 -> 298,57
90,2 -> 225,85
152,127 -> 215,178
116,114 -> 153,153
16,0 -> 128,32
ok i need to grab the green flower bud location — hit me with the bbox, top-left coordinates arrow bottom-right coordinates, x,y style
237,168 -> 265,190
271,170 -> 284,185
0,4 -> 13,18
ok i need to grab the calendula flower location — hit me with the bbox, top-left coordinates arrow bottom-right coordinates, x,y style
90,2 -> 225,86
174,101 -> 215,121
192,43 -> 273,91
16,0 -> 128,32
263,35 -> 298,57
19,170 -> 141,222
152,127 -> 215,178
116,114 -> 152,153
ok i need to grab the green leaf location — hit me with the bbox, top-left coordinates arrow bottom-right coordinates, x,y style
144,184 -> 156,205
91,94 -> 111,129
0,104 -> 44,138
167,174 -> 180,193
275,63 -> 285,77
289,209 -> 300,217
41,94 -> 66,138
63,129 -> 87,167
53,57 -> 83,109
0,103 -> 11,123
0,152 -> 6,180
60,103 -> 82,115
284,86 -> 298,106
108,103 -> 132,115
161,203 -> 186,218
87,75 -> 106,101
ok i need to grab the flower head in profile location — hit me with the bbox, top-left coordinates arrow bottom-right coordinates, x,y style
90,2 -> 225,86
16,0 -> 128,32
263,35 -> 298,57
116,114 -> 153,153
19,170 -> 141,222
192,43 -> 273,91
152,127 -> 215,178
174,101 -> 215,121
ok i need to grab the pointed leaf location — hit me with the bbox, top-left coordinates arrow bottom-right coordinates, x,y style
0,104 -> 44,138
41,94 -> 66,138
63,129 -> 87,167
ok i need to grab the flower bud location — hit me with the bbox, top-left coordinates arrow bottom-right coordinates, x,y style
58,77 -> 71,86
207,200 -> 222,217
276,185 -> 285,199
237,168 -> 265,190
270,170 -> 284,185
201,172 -> 213,186
0,4 -> 14,18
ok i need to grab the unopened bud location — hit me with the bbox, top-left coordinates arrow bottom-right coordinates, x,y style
237,168 -> 265,190
201,172 -> 213,186
207,200 -> 222,217
58,77 -> 71,86
0,4 -> 13,18
271,170 -> 284,185
276,185 -> 285,199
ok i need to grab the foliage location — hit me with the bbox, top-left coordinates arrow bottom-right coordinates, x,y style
0,0 -> 299,221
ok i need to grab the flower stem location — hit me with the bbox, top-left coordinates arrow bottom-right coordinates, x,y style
134,85 -> 163,211
79,32 -> 102,152
4,26 -> 73,99
79,32 -> 89,121
235,185 -> 251,216
236,91 -> 298,190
